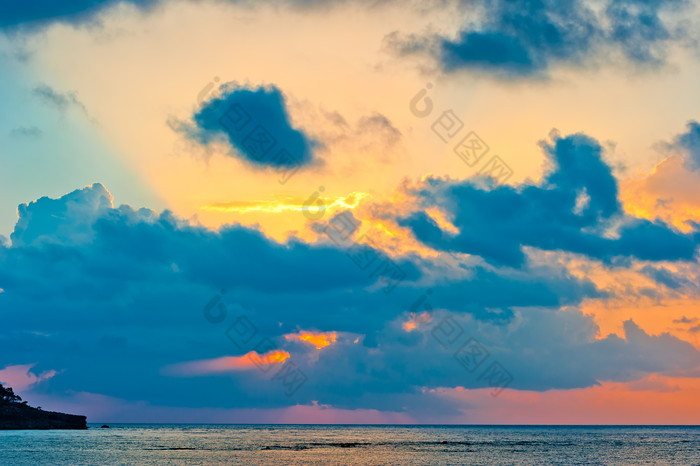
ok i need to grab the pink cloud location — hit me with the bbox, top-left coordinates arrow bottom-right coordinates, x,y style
0,364 -> 58,392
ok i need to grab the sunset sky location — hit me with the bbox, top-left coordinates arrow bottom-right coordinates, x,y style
1,0 -> 700,424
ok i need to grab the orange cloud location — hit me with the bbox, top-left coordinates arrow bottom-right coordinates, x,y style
621,155 -> 700,233
424,207 -> 459,234
529,250 -> 700,347
285,331 -> 337,349
163,350 -> 289,376
402,311 -> 432,332
580,297 -> 700,349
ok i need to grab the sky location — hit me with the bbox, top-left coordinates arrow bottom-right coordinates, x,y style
1,0 -> 700,424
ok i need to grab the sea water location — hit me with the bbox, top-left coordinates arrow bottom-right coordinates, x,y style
1,424 -> 699,465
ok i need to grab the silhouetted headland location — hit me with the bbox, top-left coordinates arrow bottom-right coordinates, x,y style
0,383 -> 86,430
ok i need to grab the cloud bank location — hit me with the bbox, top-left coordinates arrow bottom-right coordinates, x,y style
399,133 -> 697,267
2,128 -> 699,419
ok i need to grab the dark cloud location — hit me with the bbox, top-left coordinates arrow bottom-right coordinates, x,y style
4,0 -> 689,81
290,307 -> 700,411
442,0 -> 598,76
0,0 -> 158,29
669,120 -> 700,171
0,183 -> 416,407
1,179 -> 697,414
178,83 -> 318,169
604,0 -> 685,64
640,265 -> 694,291
0,0 -> 399,30
0,181 -> 616,409
398,132 -> 697,267
386,0 -> 690,77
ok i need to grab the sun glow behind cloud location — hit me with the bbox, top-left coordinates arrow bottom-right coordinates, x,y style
402,312 -> 432,332
621,155 -> 700,233
201,192 -> 369,214
285,331 -> 338,349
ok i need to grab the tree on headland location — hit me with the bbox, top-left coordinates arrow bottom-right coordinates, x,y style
0,383 -> 23,404
0,382 -> 87,429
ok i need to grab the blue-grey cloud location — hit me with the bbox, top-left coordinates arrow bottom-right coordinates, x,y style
178,83 -> 318,169
640,265 -> 695,291
386,0 -> 690,77
3,125 -> 700,412
443,0 -> 598,76
669,120 -> 700,171
0,0 -> 157,29
398,132 -> 697,267
604,0 -> 685,63
0,178 -> 698,416
0,0 -> 395,30
5,0 -> 689,82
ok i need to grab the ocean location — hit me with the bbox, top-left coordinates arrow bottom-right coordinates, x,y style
1,425 -> 699,465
